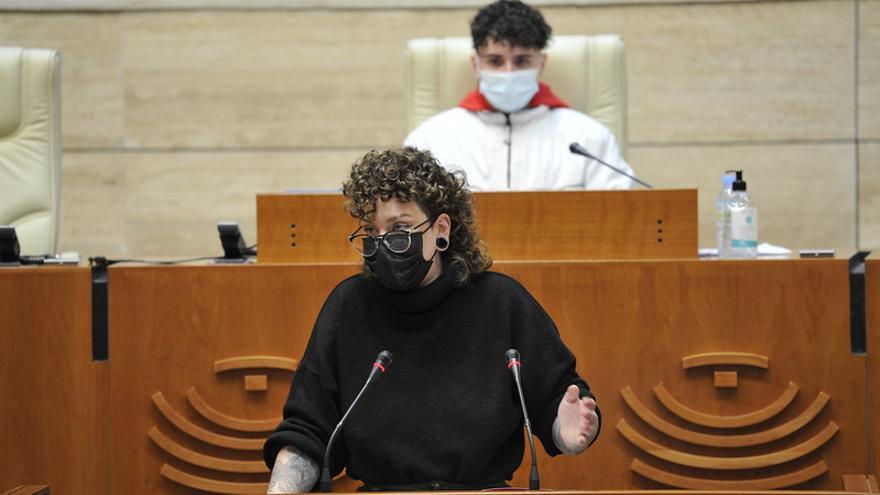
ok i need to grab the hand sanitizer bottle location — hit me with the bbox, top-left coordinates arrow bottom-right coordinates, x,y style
716,171 -> 735,258
727,170 -> 758,259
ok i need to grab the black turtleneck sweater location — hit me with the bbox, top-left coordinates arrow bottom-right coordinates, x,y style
263,268 -> 600,489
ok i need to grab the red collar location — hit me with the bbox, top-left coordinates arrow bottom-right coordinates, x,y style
458,83 -> 569,112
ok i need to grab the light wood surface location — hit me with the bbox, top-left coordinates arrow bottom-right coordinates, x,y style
652,381 -> 800,428
2,258 -> 873,494
868,258 -> 880,481
109,263 -> 360,495
150,391 -> 265,450
619,386 -> 830,448
841,475 -> 879,492
274,491 -> 868,495
99,259 -> 870,493
256,190 -> 698,263
683,352 -> 770,370
185,386 -> 280,432
615,419 -> 839,470
213,356 -> 298,372
148,427 -> 269,474
0,487 -> 50,495
713,371 -> 739,388
0,267 -> 107,495
629,459 -> 830,490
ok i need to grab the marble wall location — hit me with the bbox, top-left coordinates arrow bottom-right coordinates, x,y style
0,0 -> 874,258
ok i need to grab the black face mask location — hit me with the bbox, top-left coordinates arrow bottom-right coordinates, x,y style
365,232 -> 437,291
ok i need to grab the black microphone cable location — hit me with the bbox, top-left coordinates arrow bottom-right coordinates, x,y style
319,350 -> 393,492
505,349 -> 539,490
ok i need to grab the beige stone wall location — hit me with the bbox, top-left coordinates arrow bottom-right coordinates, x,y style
0,0 -> 875,258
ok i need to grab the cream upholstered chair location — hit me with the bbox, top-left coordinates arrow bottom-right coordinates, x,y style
405,35 -> 627,156
0,47 -> 62,255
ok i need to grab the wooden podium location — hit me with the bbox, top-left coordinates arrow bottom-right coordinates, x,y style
3,259 -> 880,494
256,189 -> 698,263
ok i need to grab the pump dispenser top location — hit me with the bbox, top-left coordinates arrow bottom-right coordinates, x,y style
732,170 -> 746,192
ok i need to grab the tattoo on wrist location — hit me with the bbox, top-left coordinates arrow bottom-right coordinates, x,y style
268,446 -> 319,494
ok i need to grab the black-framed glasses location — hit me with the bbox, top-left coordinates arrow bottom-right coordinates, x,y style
348,217 -> 435,257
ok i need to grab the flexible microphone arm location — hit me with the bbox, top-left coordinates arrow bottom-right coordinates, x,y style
505,349 -> 540,491
320,350 -> 393,492
568,142 -> 653,189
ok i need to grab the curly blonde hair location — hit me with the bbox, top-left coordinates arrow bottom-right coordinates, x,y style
342,147 -> 492,286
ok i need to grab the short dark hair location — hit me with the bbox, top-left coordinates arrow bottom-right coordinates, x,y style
470,0 -> 552,51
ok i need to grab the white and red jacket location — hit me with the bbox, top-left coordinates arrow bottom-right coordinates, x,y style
404,84 -> 634,191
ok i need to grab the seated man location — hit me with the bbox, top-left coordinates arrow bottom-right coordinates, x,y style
404,0 -> 634,191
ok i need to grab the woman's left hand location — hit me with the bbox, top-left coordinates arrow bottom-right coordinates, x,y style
555,384 -> 599,454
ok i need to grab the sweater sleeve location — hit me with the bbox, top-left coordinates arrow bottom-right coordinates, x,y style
505,277 -> 602,456
263,287 -> 348,478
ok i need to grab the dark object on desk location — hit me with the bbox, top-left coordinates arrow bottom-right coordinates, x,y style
91,257 -> 110,361
799,249 -> 835,258
849,251 -> 871,355
0,225 -> 21,263
217,221 -> 249,261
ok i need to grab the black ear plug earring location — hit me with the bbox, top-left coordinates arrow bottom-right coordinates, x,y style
436,237 -> 449,251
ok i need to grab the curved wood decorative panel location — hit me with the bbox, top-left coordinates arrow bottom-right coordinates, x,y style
682,352 -> 770,370
186,387 -> 280,433
630,458 -> 829,489
159,464 -> 267,494
148,427 -> 269,474
616,419 -> 839,469
151,391 -> 264,451
653,381 -> 799,428
213,356 -> 298,373
620,386 -> 830,447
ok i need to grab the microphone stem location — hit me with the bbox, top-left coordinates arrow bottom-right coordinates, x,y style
590,154 -> 652,189
320,365 -> 381,492
512,367 -> 540,490
570,144 -> 653,189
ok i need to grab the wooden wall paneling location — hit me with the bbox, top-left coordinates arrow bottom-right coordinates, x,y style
103,259 -> 870,493
867,256 -> 880,480
471,190 -> 697,261
257,190 -> 698,264
108,264 -> 359,495
494,259 -> 866,489
256,193 -> 360,264
0,267 -> 108,495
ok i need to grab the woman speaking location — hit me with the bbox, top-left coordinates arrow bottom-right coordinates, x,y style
263,147 -> 600,493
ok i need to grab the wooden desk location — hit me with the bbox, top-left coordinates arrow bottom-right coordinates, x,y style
1,258 -> 875,494
0,487 -> 50,495
0,267 -> 107,495
104,259 -> 867,493
866,255 -> 880,481
256,190 -> 698,263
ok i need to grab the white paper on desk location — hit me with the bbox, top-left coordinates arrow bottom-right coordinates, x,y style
698,243 -> 791,258
758,243 -> 791,256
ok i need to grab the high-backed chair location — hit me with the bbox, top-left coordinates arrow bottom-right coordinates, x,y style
0,46 -> 62,255
405,35 -> 627,156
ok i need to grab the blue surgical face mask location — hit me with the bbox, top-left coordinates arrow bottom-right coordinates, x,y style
478,67 -> 540,113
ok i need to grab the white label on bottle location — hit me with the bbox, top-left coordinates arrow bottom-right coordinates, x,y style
731,207 -> 758,248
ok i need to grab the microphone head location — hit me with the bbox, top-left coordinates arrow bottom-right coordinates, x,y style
376,350 -> 393,368
569,142 -> 593,159
505,349 -> 520,365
